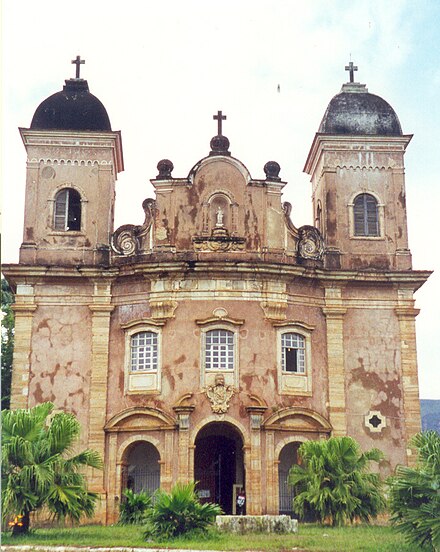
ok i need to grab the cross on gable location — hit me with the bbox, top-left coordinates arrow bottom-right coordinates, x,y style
213,110 -> 226,136
345,61 -> 358,83
71,55 -> 85,79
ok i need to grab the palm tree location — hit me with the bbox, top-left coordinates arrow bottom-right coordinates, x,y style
2,402 -> 102,534
389,431 -> 440,551
288,436 -> 385,526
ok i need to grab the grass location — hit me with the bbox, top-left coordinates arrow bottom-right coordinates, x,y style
1,523 -> 421,551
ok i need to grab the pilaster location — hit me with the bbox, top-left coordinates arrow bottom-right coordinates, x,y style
322,285 -> 347,436
10,284 -> 37,409
87,281 -> 114,508
396,288 -> 421,467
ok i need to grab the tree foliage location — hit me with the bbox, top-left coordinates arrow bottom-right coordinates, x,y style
289,436 -> 386,526
389,431 -> 440,551
1,402 -> 102,534
143,482 -> 222,540
1,278 -> 14,410
119,488 -> 152,525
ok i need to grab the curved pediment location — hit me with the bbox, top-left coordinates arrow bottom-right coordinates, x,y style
105,407 -> 176,432
263,407 -> 332,433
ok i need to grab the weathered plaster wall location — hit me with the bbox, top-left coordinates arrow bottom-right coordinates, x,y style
29,304 -> 92,447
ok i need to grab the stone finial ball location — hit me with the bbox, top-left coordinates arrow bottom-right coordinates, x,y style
156,159 -> 174,179
210,135 -> 230,154
264,161 -> 281,180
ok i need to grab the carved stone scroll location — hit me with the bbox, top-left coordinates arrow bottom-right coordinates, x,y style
298,225 -> 324,260
111,198 -> 156,255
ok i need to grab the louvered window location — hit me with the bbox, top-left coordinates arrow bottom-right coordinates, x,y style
353,193 -> 379,236
54,188 -> 81,231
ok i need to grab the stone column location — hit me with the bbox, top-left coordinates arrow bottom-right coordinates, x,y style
87,281 -> 114,522
323,286 -> 347,436
106,433 -> 118,524
173,406 -> 195,484
265,430 -> 277,514
10,284 -> 37,409
246,409 -> 265,515
396,288 -> 421,467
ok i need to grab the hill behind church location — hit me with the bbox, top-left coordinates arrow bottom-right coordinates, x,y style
421,399 -> 440,432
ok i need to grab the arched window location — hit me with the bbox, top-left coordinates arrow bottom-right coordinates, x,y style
353,193 -> 379,237
281,333 -> 305,373
205,329 -> 234,370
130,331 -> 158,372
54,188 -> 81,231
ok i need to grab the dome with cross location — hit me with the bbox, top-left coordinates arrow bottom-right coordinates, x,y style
30,57 -> 111,132
318,64 -> 402,136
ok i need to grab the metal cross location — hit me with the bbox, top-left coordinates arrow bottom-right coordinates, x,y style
345,61 -> 358,83
213,110 -> 226,136
71,55 -> 85,79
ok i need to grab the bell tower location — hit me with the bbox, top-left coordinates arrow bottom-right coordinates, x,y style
19,57 -> 123,266
304,64 -> 412,271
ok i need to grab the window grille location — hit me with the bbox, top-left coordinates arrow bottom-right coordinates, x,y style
281,333 -> 305,373
131,332 -> 158,372
54,188 -> 81,231
205,329 -> 234,370
353,193 -> 379,236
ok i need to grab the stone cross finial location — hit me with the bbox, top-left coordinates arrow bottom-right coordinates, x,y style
213,110 -> 226,135
345,61 -> 358,83
71,55 -> 85,79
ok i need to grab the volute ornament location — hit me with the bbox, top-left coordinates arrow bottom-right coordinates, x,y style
298,225 -> 324,260
111,198 -> 156,255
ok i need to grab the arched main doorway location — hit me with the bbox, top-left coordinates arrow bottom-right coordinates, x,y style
122,441 -> 161,496
194,422 -> 244,514
278,441 -> 301,516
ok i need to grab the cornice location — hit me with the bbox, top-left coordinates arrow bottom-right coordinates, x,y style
2,261 -> 432,291
303,132 -> 413,176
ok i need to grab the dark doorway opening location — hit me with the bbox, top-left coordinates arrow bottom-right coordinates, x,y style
122,441 -> 160,497
194,423 -> 244,515
278,441 -> 300,517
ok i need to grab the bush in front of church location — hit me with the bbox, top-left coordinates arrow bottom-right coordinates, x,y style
119,488 -> 152,525
389,431 -> 440,551
2,402 -> 102,535
143,481 -> 222,540
289,436 -> 385,526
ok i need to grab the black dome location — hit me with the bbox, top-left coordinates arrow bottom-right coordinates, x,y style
319,83 -> 402,136
31,79 -> 111,131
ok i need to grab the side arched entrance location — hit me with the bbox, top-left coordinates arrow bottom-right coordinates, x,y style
194,422 -> 244,514
278,441 -> 300,516
122,441 -> 161,496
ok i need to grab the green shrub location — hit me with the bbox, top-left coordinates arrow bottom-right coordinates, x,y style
1,402 -> 102,535
289,436 -> 385,526
143,481 -> 222,540
119,489 -> 152,525
389,431 -> 440,551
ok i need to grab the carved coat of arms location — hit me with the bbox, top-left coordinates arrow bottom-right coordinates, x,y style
206,374 -> 234,414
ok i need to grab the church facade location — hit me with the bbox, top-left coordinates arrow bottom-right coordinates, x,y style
4,60 -> 430,523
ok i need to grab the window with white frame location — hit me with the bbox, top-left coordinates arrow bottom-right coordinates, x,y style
281,332 -> 306,373
205,329 -> 234,370
54,188 -> 82,231
130,331 -> 158,372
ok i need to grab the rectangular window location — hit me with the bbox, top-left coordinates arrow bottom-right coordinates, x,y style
205,329 -> 234,370
281,333 -> 305,373
131,332 -> 158,372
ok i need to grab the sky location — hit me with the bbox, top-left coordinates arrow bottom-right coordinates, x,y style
2,0 -> 440,399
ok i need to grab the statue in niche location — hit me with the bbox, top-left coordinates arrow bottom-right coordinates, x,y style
216,206 -> 224,227
206,373 -> 234,413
